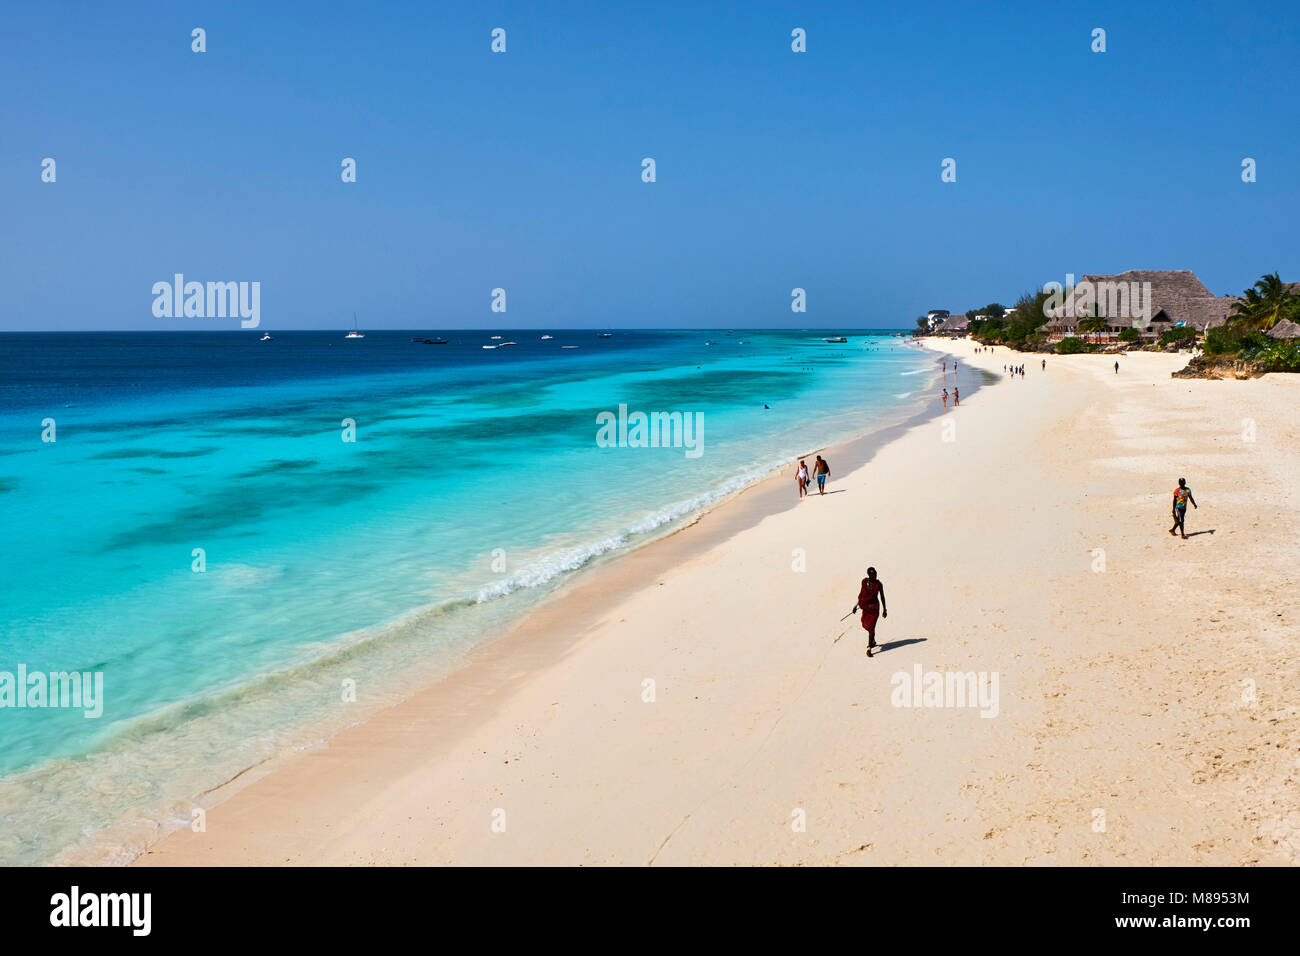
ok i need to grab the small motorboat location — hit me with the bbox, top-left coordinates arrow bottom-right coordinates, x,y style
482,344 -> 497,350
431,338 -> 448,345
497,341 -> 518,347
259,333 -> 273,341
540,334 -> 553,340
824,336 -> 847,343
490,335 -> 502,340
596,332 -> 613,338
561,345 -> 580,349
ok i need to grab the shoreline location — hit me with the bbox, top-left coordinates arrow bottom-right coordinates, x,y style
137,340 -> 1299,866
69,340 -> 954,866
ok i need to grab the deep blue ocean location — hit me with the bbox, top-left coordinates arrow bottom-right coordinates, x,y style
0,328 -> 933,863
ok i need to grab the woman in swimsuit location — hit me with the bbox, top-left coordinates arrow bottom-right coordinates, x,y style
796,460 -> 809,499
853,567 -> 888,656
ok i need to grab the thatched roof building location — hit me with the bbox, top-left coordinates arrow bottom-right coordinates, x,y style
1040,270 -> 1238,341
1267,319 -> 1300,340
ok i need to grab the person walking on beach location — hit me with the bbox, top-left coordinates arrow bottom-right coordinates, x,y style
852,567 -> 888,657
1041,359 -> 1046,371
953,386 -> 959,406
813,455 -> 830,494
1169,477 -> 1197,539
796,459 -> 810,499
1115,361 -> 1120,374
942,387 -> 948,409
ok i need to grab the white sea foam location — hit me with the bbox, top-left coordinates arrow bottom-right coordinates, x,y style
474,456 -> 794,603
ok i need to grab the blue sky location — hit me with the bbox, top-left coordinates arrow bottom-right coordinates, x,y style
2,0 -> 1297,330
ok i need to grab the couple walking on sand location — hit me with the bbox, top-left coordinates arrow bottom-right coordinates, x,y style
795,455 -> 830,499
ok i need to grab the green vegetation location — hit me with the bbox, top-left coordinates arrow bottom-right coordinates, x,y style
1192,272 -> 1300,366
964,302 -> 1006,321
1263,341 -> 1300,371
1158,326 -> 1197,348
1231,272 -> 1298,331
970,289 -> 1051,348
1205,324 -> 1263,356
959,271 -> 1298,372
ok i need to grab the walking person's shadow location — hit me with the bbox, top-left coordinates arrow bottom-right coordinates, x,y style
874,638 -> 927,654
1185,529 -> 1216,537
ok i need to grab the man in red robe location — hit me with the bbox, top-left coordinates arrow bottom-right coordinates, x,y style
853,567 -> 888,657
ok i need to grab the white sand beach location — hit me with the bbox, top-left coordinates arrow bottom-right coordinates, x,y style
137,341 -> 1300,866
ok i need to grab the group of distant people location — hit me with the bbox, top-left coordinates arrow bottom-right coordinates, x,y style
940,359 -> 960,409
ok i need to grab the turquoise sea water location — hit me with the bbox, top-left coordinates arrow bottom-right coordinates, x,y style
0,328 -> 935,864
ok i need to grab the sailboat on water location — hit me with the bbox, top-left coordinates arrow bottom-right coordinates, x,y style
345,313 -> 365,339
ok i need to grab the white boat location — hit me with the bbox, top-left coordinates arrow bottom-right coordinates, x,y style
540,334 -> 553,340
490,335 -> 502,340
497,341 -> 518,347
596,332 -> 613,338
345,313 -> 365,338
259,333 -> 273,341
482,344 -> 497,350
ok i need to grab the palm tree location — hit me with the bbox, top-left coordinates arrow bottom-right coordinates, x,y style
1232,272 -> 1293,331
1285,292 -> 1300,323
